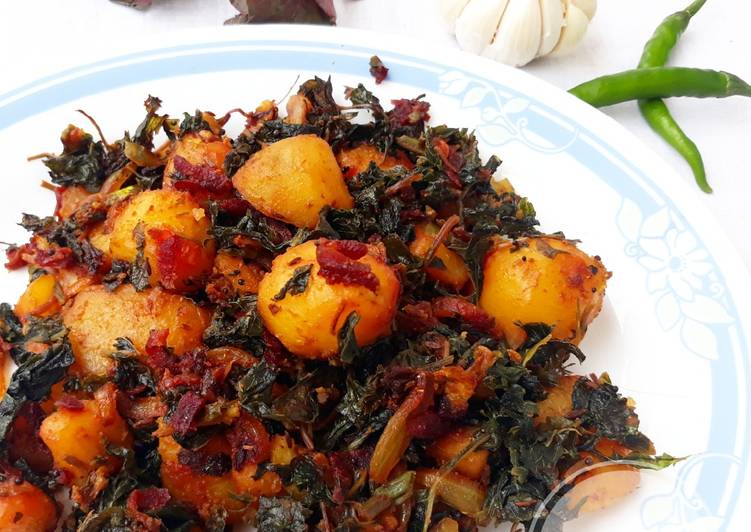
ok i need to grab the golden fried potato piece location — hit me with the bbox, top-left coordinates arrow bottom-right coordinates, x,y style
107,189 -> 215,292
336,144 -> 413,179
258,239 -> 400,359
479,237 -> 609,347
15,273 -> 62,319
232,135 -> 353,229
62,284 -> 210,376
535,374 -> 579,424
426,426 -> 489,481
562,439 -> 641,514
205,251 -> 265,302
39,384 -> 132,486
164,131 -> 232,187
158,433 -> 281,525
409,222 -> 470,291
0,476 -> 58,532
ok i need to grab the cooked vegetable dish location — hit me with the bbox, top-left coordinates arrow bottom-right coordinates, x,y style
0,77 -> 672,531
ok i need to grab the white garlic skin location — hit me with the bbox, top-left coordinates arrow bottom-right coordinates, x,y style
552,2 -> 591,56
454,0 -> 511,55
440,0 -> 597,66
482,0 -> 541,67
538,0 -> 564,57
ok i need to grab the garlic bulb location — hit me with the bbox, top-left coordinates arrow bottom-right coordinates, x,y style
440,0 -> 597,67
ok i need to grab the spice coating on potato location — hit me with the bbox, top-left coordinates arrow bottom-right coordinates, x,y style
426,426 -> 489,481
336,144 -> 413,179
535,374 -> 579,424
15,273 -> 62,319
163,131 -> 234,203
232,135 -> 354,229
479,237 -> 609,347
164,131 -> 232,187
205,252 -> 265,303
106,189 -> 215,291
62,284 -> 210,376
258,239 -> 400,359
562,439 -> 641,514
409,222 -> 470,291
0,476 -> 58,532
39,384 -> 132,485
158,433 -> 281,524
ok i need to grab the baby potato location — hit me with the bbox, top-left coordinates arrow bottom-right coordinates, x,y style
88,221 -> 111,258
62,284 -> 210,376
232,135 -> 354,229
562,439 -> 640,514
258,239 -> 400,359
107,189 -> 215,292
535,375 -> 579,424
39,384 -> 132,485
163,131 -> 233,200
426,426 -> 489,481
0,476 -> 57,531
15,273 -> 63,319
159,433 -> 281,524
479,237 -> 609,347
158,434 -> 244,523
205,251 -> 265,302
409,222 -> 470,291
336,144 -> 413,179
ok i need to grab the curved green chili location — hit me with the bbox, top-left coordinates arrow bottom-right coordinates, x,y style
638,0 -> 707,68
638,99 -> 710,192
638,0 -> 711,193
569,67 -> 751,108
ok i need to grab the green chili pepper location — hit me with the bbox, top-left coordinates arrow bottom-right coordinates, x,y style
637,100 -> 710,192
638,0 -> 707,69
569,67 -> 751,108
638,0 -> 711,193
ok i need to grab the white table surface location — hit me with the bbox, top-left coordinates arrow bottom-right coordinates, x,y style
1,0 -> 749,270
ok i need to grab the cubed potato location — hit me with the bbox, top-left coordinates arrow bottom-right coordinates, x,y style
205,252 -> 266,302
159,432 -> 281,525
431,518 -> 460,532
535,375 -> 579,424
163,131 -> 233,202
15,273 -> 62,319
426,426 -> 489,481
87,222 -> 111,258
39,384 -> 132,485
336,144 -> 413,180
479,237 -> 609,347
158,434 -> 245,523
106,189 -> 215,291
257,239 -> 400,359
269,433 -> 301,466
62,284 -> 210,376
232,135 -> 353,229
0,476 -> 57,531
409,222 -> 470,291
562,439 -> 640,514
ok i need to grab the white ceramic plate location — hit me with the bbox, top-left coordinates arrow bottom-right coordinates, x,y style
0,25 -> 749,532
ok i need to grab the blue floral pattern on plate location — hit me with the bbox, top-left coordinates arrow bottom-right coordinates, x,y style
0,32 -> 747,530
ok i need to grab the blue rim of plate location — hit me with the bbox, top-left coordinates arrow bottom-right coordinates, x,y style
0,34 -> 747,530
